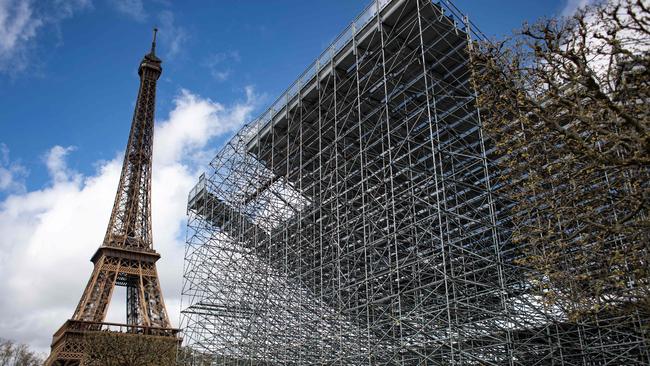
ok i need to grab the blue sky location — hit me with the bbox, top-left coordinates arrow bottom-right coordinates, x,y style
0,0 -> 574,194
0,0 -> 587,353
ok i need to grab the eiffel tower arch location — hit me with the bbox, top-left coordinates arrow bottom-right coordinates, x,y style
45,30 -> 179,366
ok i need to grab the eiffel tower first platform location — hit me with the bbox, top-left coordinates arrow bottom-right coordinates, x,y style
45,30 -> 180,366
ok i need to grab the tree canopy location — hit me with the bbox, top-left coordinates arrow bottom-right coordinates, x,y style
0,339 -> 43,366
84,333 -> 178,366
470,0 -> 649,319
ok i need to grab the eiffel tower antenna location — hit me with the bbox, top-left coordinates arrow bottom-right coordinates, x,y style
151,27 -> 157,55
45,33 -> 179,365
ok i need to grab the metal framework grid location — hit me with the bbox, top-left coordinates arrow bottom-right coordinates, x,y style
180,0 -> 650,364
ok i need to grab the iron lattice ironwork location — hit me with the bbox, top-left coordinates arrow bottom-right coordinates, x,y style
180,0 -> 649,364
45,30 -> 179,366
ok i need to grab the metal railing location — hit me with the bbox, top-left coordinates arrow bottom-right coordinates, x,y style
246,0 -> 394,142
55,319 -> 180,336
188,173 -> 206,203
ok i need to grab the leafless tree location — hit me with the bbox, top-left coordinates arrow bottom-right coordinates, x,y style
470,0 -> 649,319
0,339 -> 43,366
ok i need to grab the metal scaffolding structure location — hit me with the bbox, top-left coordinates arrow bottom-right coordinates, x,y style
180,0 -> 650,364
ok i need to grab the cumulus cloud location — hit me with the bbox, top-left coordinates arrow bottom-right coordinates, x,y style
44,145 -> 77,183
0,88 -> 258,352
0,0 -> 90,74
156,87 -> 255,165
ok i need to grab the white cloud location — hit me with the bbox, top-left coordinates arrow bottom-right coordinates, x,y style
561,0 -> 599,16
0,0 -> 89,74
204,50 -> 240,82
44,145 -> 77,183
0,1 -> 41,54
157,10 -> 187,59
110,0 -> 147,22
0,143 -> 27,192
0,88 -> 258,352
0,0 -> 43,71
211,69 -> 230,81
558,0 -> 648,90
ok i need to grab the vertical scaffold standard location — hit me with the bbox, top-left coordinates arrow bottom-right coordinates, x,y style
181,0 -> 650,364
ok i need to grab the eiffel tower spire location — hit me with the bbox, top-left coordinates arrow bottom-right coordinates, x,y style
45,30 -> 179,366
102,27 -> 160,253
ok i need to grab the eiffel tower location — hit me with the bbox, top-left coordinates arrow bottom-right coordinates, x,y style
45,29 -> 179,366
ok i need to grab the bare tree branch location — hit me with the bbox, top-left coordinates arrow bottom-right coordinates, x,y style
471,0 -> 650,319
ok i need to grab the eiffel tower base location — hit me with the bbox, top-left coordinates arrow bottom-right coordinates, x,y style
44,320 -> 180,366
